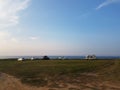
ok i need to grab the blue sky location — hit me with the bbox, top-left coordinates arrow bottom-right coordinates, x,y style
0,0 -> 120,56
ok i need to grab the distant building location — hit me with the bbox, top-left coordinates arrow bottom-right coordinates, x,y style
58,56 -> 65,60
85,55 -> 96,60
17,58 -> 25,61
31,57 -> 34,60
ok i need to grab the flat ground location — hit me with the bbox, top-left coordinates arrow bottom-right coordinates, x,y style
0,60 -> 120,90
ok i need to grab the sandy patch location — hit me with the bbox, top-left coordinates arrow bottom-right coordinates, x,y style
0,72 -> 120,90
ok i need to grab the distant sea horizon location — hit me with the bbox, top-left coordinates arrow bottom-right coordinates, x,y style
0,56 -> 120,59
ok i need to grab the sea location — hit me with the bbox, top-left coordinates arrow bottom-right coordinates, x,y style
0,56 -> 120,60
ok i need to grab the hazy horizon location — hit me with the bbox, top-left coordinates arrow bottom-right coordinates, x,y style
0,0 -> 120,56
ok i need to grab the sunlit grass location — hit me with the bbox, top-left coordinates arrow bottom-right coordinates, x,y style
0,60 -> 119,86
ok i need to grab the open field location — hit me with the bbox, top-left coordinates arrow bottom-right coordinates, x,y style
0,60 -> 120,90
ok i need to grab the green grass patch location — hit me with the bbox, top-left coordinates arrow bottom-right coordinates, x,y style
0,60 -> 119,86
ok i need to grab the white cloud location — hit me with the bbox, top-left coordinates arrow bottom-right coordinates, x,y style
96,0 -> 120,10
0,0 -> 30,28
29,36 -> 38,40
0,31 -> 19,44
0,31 -> 10,43
11,38 -> 19,43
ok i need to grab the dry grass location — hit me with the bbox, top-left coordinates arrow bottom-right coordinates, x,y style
0,60 -> 120,90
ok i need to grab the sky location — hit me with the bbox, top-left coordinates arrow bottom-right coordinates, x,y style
0,0 -> 120,56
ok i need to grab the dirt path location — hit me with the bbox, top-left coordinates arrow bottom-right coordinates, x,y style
0,72 -> 120,90
0,73 -> 48,90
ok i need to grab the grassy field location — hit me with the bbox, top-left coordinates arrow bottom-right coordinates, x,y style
0,59 -> 120,87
